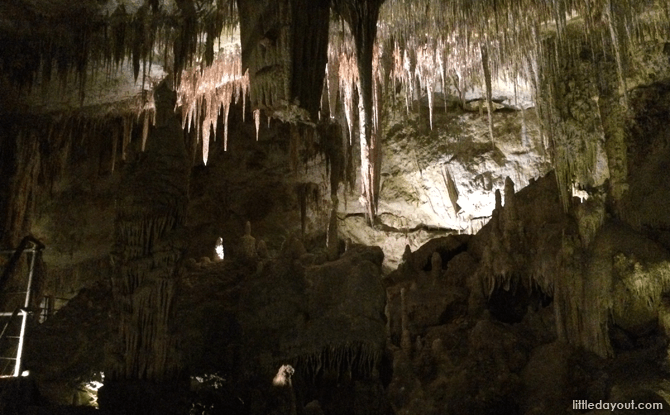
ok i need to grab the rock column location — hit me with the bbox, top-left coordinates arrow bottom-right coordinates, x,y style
100,82 -> 189,415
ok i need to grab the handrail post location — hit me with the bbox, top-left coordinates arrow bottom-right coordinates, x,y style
0,237 -> 44,377
13,309 -> 28,377
13,247 -> 39,377
24,247 -> 37,309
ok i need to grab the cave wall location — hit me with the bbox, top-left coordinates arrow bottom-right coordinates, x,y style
0,124 -> 40,249
6,2 -> 670,414
338,90 -> 552,272
383,170 -> 670,414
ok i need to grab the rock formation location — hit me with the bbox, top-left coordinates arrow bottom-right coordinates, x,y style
100,81 -> 189,415
241,221 -> 258,261
4,1 -> 670,414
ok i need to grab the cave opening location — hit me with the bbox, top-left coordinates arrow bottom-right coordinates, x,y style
487,282 -> 553,324
422,244 -> 469,272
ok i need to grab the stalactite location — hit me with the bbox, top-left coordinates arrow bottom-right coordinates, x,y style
177,44 -> 249,162
332,0 -> 385,226
293,342 -> 381,383
122,116 -> 132,161
438,45 -> 447,113
11,0 -> 660,375
327,205 -> 339,261
605,0 -> 629,108
202,123 -> 210,165
0,130 -> 41,247
480,42 -> 495,146
111,5 -> 128,68
254,109 -> 261,141
141,111 -> 150,152
427,84 -> 433,130
327,47 -> 341,120
223,103 -> 231,151
4,0 -> 239,103
337,49 -> 358,144
111,125 -> 119,173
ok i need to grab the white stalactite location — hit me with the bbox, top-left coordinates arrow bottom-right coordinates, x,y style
254,109 -> 261,141
177,45 -> 248,163
223,103 -> 231,151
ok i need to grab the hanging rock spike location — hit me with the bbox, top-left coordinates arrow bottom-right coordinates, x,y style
254,109 -> 261,141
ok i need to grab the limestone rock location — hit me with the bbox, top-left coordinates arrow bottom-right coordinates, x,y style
241,221 -> 257,261
282,235 -> 307,259
256,239 -> 269,259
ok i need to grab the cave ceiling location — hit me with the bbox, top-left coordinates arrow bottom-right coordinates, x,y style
1,0 -> 670,228
2,0 -> 661,118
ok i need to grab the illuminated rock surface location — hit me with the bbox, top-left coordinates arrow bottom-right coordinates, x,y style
4,1 -> 670,414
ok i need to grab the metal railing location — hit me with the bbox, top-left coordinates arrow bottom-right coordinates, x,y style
39,295 -> 70,323
0,236 -> 44,378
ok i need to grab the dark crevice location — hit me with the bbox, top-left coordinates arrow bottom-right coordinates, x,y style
422,243 -> 468,271
339,212 -> 458,234
487,283 -> 553,324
